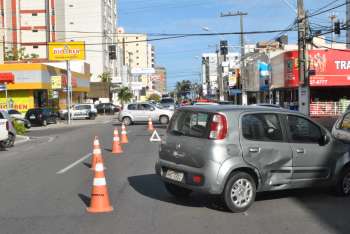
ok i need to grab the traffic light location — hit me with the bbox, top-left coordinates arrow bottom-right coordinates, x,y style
108,45 -> 116,60
334,21 -> 341,35
220,40 -> 228,55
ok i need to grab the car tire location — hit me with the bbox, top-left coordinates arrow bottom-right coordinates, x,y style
25,121 -> 31,129
164,182 -> 192,198
5,133 -> 15,148
159,115 -> 169,125
223,171 -> 256,213
122,117 -> 132,126
89,114 -> 96,120
42,120 -> 47,126
335,166 -> 350,196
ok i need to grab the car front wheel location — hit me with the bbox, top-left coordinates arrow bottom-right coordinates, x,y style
164,182 -> 192,198
159,115 -> 169,125
336,166 -> 350,196
122,117 -> 132,126
223,171 -> 256,213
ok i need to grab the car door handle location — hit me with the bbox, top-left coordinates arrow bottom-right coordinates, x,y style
249,147 -> 260,153
296,149 -> 305,154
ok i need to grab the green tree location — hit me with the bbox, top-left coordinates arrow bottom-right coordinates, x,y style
98,72 -> 112,101
117,87 -> 133,108
175,80 -> 192,98
147,93 -> 161,102
5,47 -> 38,61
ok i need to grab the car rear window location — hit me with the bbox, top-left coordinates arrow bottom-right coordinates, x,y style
168,111 -> 210,138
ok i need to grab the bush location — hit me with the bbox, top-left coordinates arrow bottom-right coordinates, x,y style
13,120 -> 26,135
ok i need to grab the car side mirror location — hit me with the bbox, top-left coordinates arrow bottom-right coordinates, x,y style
319,134 -> 330,146
150,107 -> 155,111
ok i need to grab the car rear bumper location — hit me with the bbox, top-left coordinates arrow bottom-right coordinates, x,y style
155,159 -> 222,194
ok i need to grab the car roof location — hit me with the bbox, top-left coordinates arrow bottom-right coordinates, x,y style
178,105 -> 301,115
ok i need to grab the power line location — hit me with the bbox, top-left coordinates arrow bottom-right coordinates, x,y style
310,0 -> 341,15
307,1 -> 349,19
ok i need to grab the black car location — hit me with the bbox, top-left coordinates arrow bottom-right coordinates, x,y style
25,108 -> 58,126
95,103 -> 120,115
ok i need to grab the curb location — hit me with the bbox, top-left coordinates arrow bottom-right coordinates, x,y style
14,135 -> 30,145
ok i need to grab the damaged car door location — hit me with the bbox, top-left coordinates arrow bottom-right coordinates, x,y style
332,111 -> 350,144
286,115 -> 332,183
240,113 -> 293,189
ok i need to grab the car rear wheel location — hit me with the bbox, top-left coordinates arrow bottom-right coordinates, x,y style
159,115 -> 169,125
89,113 -> 96,120
164,182 -> 192,198
5,133 -> 15,148
122,117 -> 132,126
336,166 -> 350,196
223,171 -> 256,213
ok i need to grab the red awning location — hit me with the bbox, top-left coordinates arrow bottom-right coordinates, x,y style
0,73 -> 15,84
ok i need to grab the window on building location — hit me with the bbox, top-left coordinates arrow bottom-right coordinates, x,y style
136,56 -> 139,59
32,13 -> 38,16
70,22 -> 74,25
136,37 -> 139,40
69,4 -> 74,7
33,45 -> 39,49
136,50 -> 139,53
32,30 -> 38,33
137,63 -> 139,66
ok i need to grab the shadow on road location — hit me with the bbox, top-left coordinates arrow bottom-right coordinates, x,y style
83,162 -> 91,169
78,193 -> 91,207
128,174 -> 229,212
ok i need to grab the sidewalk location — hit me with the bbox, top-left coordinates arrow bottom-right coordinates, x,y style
28,115 -> 117,131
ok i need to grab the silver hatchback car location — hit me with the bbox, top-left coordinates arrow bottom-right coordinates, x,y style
155,105 -> 350,213
119,102 -> 173,126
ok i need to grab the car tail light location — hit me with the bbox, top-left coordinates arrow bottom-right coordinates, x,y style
209,114 -> 228,140
192,175 -> 202,184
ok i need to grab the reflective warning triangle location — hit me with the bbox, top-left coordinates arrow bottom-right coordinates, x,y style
150,130 -> 161,142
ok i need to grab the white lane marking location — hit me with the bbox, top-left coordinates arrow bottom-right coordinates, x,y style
56,153 -> 92,175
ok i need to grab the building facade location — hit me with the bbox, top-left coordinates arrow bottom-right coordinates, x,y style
201,52 -> 240,99
1,0 -> 117,82
0,63 -> 90,112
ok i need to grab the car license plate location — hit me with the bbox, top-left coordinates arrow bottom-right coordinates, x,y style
29,115 -> 35,119
165,170 -> 184,182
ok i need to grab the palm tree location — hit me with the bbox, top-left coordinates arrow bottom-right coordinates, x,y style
98,72 -> 112,101
117,87 -> 133,108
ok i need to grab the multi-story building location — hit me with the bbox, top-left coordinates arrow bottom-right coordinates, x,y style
116,32 -> 149,69
1,0 -> 117,82
55,0 -> 117,82
116,28 -> 157,101
201,52 -> 240,98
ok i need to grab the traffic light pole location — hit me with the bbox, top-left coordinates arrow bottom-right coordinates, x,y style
221,11 -> 248,105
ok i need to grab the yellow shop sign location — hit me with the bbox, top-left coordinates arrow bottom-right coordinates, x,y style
48,41 -> 86,61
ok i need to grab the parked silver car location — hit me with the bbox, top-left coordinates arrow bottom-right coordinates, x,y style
119,103 -> 173,126
155,105 -> 350,213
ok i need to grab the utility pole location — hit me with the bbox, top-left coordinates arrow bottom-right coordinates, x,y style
329,13 -> 337,48
297,0 -> 310,116
221,11 -> 248,105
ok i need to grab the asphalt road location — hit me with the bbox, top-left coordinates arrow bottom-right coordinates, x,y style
0,118 -> 349,234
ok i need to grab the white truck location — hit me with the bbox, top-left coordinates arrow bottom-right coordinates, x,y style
0,119 -> 9,147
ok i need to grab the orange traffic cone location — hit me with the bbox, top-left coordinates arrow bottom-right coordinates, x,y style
148,117 -> 154,131
87,157 -> 113,213
112,128 -> 123,154
91,137 -> 104,170
120,124 -> 128,144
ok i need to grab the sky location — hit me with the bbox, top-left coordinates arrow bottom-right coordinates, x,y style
118,0 -> 347,91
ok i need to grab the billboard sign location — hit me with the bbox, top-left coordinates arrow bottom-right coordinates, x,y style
131,68 -> 155,75
48,41 -> 86,61
284,50 -> 350,87
51,76 -> 62,89
259,62 -> 270,91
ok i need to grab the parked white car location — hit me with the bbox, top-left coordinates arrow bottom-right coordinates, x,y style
119,102 -> 174,126
0,118 -> 8,148
59,104 -> 97,120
